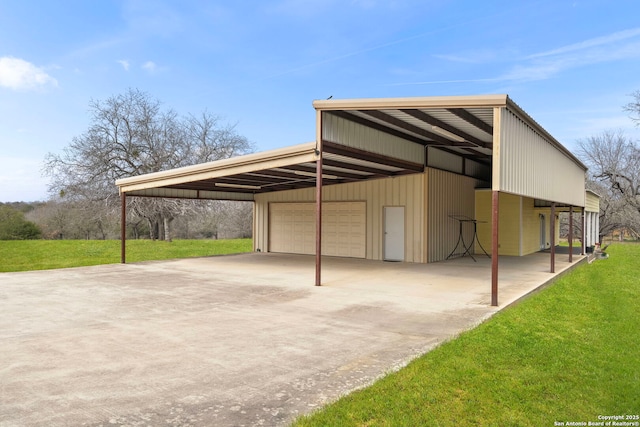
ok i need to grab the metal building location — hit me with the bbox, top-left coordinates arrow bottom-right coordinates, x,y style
116,94 -> 598,306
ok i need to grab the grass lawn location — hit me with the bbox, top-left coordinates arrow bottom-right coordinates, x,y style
294,243 -> 640,427
0,238 -> 252,272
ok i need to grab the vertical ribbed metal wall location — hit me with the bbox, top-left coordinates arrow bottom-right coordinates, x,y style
426,168 -> 481,262
322,113 -> 425,165
585,191 -> 599,212
500,108 -> 585,206
255,173 -> 425,262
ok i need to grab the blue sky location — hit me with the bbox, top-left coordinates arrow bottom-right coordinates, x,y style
1,0 -> 640,202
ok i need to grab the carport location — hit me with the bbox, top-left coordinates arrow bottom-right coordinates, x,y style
116,94 -> 591,306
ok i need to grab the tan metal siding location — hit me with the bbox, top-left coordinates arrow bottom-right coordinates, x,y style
529,209 -> 560,249
475,192 -> 545,256
474,190 -> 493,255
322,113 -> 425,165
474,192 -> 525,256
521,197 -> 542,255
500,107 -> 585,206
426,168 -> 481,262
255,173 -> 425,262
253,198 -> 269,252
537,212 -> 553,250
585,191 -> 600,212
494,193 -> 521,256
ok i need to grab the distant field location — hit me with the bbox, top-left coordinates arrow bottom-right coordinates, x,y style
0,239 -> 252,272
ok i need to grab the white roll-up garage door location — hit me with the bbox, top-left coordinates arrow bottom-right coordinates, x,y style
269,202 -> 366,258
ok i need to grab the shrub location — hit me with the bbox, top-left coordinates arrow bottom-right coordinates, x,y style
0,204 -> 42,240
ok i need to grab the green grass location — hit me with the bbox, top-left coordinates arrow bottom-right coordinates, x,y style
0,238 -> 252,272
294,243 -> 640,426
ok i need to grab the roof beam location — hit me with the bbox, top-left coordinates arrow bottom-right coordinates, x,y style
446,108 -> 493,135
323,140 -> 424,172
129,189 -> 255,201
428,146 -> 491,166
166,174 -> 286,189
321,158 -> 389,177
221,173 -> 292,184
281,163 -> 366,181
258,181 -> 313,192
169,183 -> 258,193
400,109 -> 491,148
328,111 -> 429,146
359,110 -> 457,146
246,169 -> 306,180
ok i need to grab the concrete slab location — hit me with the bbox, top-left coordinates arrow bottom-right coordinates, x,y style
0,251 -> 585,426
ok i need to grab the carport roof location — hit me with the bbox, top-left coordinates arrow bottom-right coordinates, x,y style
116,142 -> 320,199
314,94 -> 585,170
115,94 -> 585,200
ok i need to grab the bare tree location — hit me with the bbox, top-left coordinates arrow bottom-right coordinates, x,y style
624,90 -> 640,126
169,200 -> 252,240
186,112 -> 250,162
44,89 -> 253,240
26,200 -> 72,239
586,181 -> 627,243
220,201 -> 253,239
578,131 -> 640,206
577,129 -> 640,242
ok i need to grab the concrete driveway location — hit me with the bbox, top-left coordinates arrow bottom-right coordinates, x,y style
0,252 -> 583,426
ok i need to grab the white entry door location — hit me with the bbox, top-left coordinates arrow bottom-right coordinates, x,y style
384,206 -> 405,261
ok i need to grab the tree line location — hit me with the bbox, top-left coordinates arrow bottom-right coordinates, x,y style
0,202 -> 42,240
0,199 -> 252,241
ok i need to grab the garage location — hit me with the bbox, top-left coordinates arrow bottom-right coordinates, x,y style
269,202 -> 366,258
116,94 -> 592,304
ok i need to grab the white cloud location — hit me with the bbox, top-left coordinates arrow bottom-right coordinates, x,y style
0,57 -> 58,91
433,49 -> 506,64
142,61 -> 157,72
527,28 -> 640,60
117,59 -> 130,71
425,28 -> 640,86
501,29 -> 640,83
